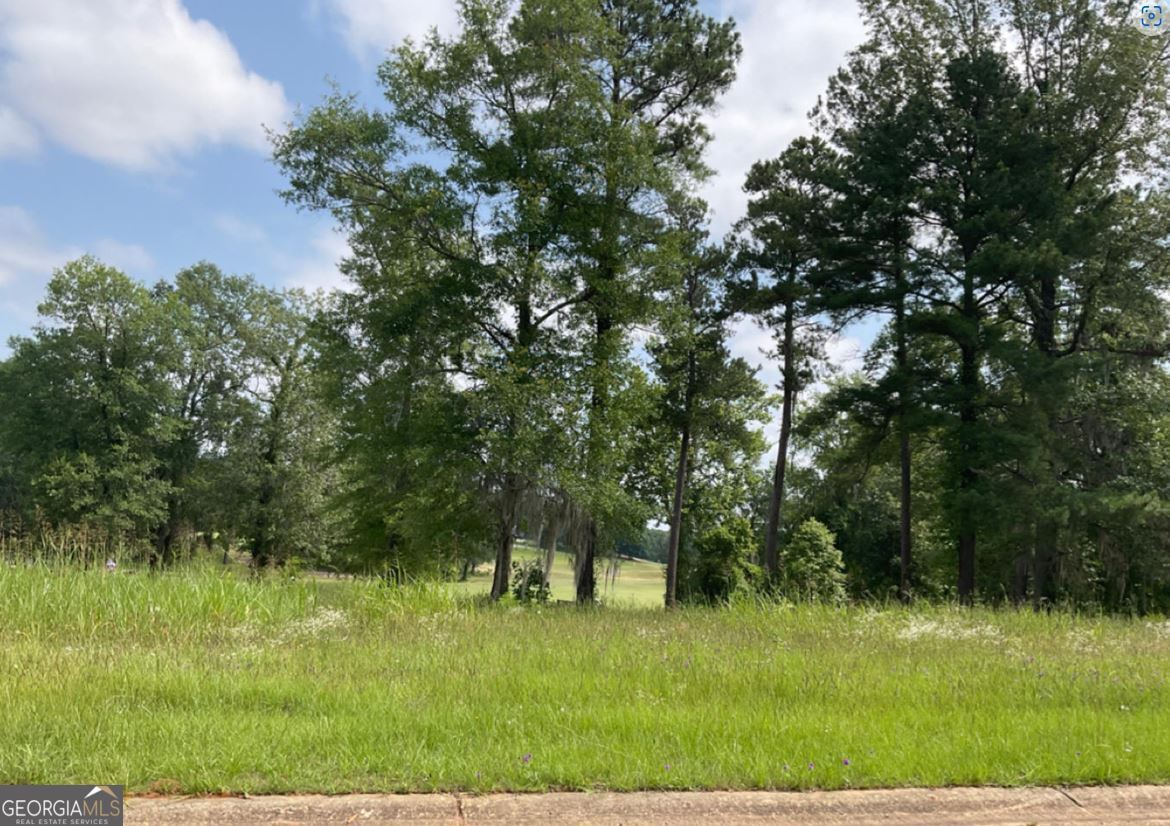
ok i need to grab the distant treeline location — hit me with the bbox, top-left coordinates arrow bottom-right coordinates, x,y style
2,0 -> 1169,612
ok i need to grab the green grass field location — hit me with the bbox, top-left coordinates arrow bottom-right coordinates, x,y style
452,542 -> 666,606
2,563 -> 1169,795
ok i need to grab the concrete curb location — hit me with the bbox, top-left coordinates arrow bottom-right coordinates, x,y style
127,785 -> 1170,824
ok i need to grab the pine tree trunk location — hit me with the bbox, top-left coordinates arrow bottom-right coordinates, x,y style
577,72 -> 625,605
763,296 -> 796,578
1011,551 -> 1029,606
1032,520 -> 1059,611
898,428 -> 913,601
1031,273 -> 1061,611
579,307 -> 613,604
665,425 -> 691,609
894,278 -> 913,602
954,254 -> 982,607
958,531 -> 976,605
957,343 -> 979,606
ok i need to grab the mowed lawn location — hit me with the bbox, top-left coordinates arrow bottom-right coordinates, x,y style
2,564 -> 1170,795
452,542 -> 666,606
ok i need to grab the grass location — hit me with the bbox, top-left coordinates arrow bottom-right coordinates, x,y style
451,542 -> 666,606
2,563 -> 1170,795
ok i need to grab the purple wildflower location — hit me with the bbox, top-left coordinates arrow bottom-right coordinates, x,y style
521,753 -> 532,765
843,759 -> 851,766
808,762 -> 815,770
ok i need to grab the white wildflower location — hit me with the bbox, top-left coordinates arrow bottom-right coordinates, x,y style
896,617 -> 1003,643
1144,620 -> 1170,638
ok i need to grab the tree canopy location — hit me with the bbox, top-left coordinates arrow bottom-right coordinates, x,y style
1,0 -> 1168,612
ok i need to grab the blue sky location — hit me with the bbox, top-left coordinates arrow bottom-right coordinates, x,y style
0,0 -> 871,386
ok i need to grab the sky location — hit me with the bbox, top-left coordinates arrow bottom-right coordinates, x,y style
0,0 -> 872,389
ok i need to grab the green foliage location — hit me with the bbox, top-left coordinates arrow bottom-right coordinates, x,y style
272,0 -> 744,600
767,0 -> 1170,607
0,258 -> 174,549
616,528 -> 668,564
0,257 -> 339,568
683,516 -> 759,604
2,0 -> 1169,617
510,559 -> 551,604
779,518 -> 846,604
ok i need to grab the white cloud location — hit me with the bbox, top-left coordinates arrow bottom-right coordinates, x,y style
0,206 -> 68,288
728,318 -> 868,385
726,315 -> 872,463
728,315 -> 778,385
0,0 -> 290,171
91,240 -> 156,275
213,213 -> 270,245
825,333 -> 865,372
0,104 -> 37,157
0,206 -> 155,351
281,225 -> 353,294
317,0 -> 458,61
701,0 -> 866,235
316,0 -> 861,229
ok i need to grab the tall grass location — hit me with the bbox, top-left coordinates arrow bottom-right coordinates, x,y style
0,563 -> 318,643
1,564 -> 1168,794
0,512 -> 132,567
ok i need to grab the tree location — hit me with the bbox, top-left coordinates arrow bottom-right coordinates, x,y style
813,41 -> 932,601
779,517 -> 846,603
999,2 -> 1169,608
752,0 -> 1170,607
311,235 -> 492,579
557,0 -> 742,602
149,263 -> 257,566
0,258 -> 173,553
734,137 -> 834,581
273,0 -> 741,600
686,516 -> 757,604
848,0 -> 1169,604
232,289 -> 339,569
651,202 -> 767,607
275,3 -> 597,593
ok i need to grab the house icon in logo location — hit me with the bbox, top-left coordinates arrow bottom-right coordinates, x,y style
84,786 -> 119,800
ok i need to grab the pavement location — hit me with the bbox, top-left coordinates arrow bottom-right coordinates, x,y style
126,785 -> 1170,824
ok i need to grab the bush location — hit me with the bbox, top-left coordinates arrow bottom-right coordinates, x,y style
687,517 -> 760,604
511,559 -> 551,604
780,518 -> 846,603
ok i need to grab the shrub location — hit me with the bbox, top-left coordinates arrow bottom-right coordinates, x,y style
688,517 -> 760,604
511,559 -> 551,604
780,518 -> 846,603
